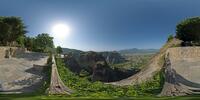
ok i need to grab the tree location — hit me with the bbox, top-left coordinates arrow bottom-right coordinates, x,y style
176,17 -> 200,45
0,21 -> 11,45
56,46 -> 63,54
24,36 -> 34,51
0,16 -> 27,46
16,35 -> 25,47
34,33 -> 54,52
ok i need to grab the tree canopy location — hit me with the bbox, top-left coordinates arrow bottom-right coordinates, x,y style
24,33 -> 54,53
32,33 -> 54,52
176,17 -> 200,45
56,46 -> 63,54
0,16 -> 26,46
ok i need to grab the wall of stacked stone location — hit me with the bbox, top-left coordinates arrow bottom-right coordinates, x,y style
166,47 -> 200,62
0,47 -> 26,60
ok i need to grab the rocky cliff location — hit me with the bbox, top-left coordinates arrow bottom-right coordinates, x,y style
100,51 -> 126,64
64,51 -> 113,82
64,51 -> 136,82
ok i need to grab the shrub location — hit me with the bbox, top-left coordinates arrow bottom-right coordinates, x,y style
167,34 -> 174,42
176,17 -> 200,45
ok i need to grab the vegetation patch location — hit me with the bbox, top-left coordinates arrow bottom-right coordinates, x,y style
56,57 -> 164,97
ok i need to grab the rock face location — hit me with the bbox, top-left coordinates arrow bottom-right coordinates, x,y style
64,51 -> 112,81
92,61 -> 112,82
64,51 -> 135,82
100,51 -> 126,64
64,54 -> 81,74
160,47 -> 200,96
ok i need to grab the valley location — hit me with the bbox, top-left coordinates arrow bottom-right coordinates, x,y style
1,1 -> 200,99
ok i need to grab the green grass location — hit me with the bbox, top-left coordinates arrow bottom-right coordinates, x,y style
1,94 -> 200,100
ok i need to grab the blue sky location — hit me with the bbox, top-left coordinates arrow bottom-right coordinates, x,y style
0,0 -> 200,51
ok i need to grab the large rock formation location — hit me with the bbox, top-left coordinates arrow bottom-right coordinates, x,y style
64,54 -> 81,74
64,51 -> 112,81
64,51 -> 136,82
100,51 -> 126,64
92,61 -> 112,82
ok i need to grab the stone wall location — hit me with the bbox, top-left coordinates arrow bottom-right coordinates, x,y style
161,47 -> 200,96
0,47 -> 26,60
166,47 -> 200,62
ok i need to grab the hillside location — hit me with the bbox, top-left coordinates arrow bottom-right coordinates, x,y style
108,38 -> 182,86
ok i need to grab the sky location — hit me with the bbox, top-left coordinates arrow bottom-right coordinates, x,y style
0,0 -> 200,51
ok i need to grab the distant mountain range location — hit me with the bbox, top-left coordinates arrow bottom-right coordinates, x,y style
62,48 -> 159,55
62,48 -> 83,54
118,48 -> 159,55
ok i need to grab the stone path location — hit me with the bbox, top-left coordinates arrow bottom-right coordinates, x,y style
0,52 -> 48,93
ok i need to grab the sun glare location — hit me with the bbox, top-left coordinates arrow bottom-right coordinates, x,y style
52,24 -> 71,40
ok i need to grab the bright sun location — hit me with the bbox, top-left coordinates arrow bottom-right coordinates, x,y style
52,24 -> 71,40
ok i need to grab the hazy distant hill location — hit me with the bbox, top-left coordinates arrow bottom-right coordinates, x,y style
62,48 -> 83,54
62,48 -> 159,55
118,48 -> 159,55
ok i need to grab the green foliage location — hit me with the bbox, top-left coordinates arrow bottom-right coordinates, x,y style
0,16 -> 26,46
79,69 -> 90,77
24,33 -> 54,53
176,17 -> 200,45
24,36 -> 34,51
167,34 -> 174,42
0,16 -> 54,52
1,94 -> 200,100
34,33 -> 54,52
56,46 -> 63,54
56,58 -> 164,97
47,52 -> 53,65
16,35 -> 25,47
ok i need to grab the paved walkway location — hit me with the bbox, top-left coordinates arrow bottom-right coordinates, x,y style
0,52 -> 48,93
